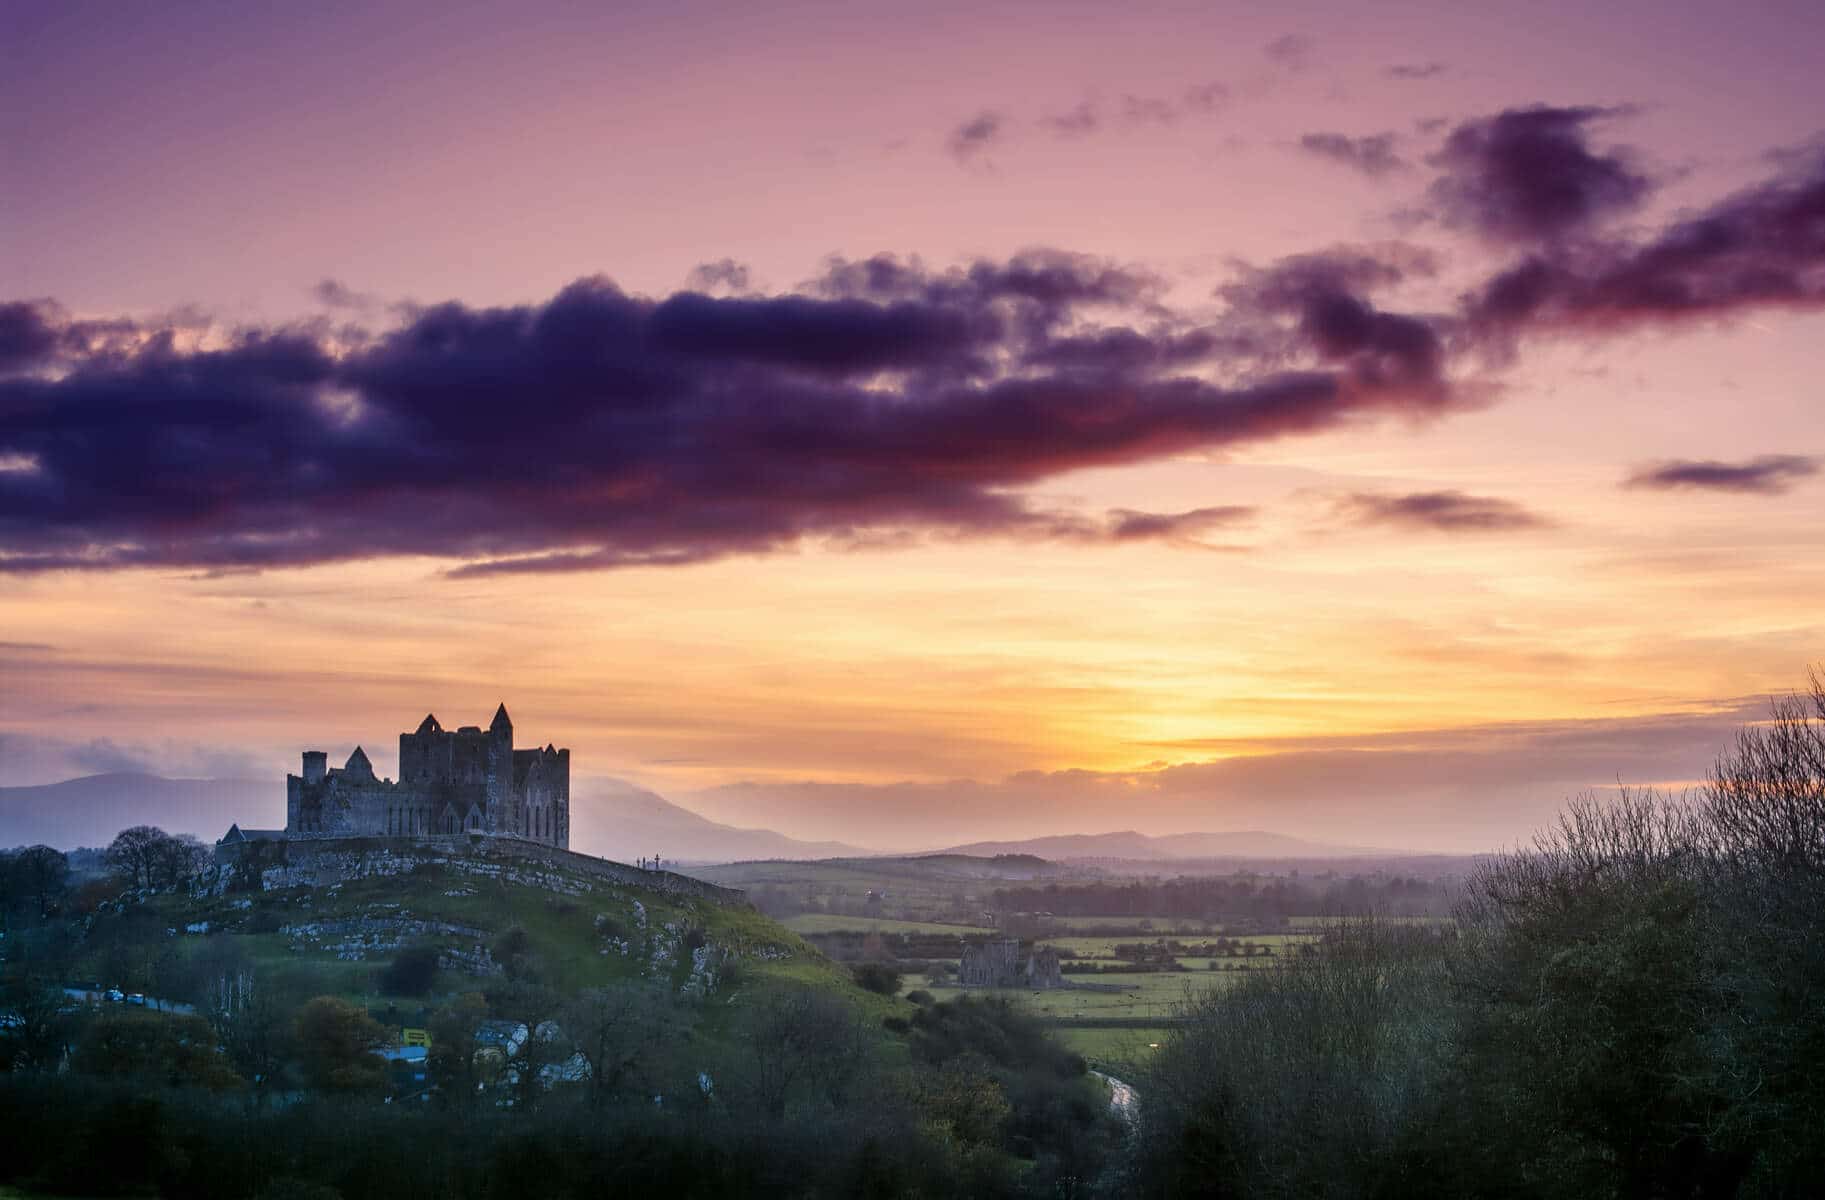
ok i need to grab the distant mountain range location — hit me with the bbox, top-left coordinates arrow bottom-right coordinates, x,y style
0,774 -> 1408,865
0,773 -> 276,849
0,772 -> 868,863
934,829 -> 1404,860
569,780 -> 870,863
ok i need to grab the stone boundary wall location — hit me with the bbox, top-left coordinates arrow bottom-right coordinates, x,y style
212,834 -> 744,906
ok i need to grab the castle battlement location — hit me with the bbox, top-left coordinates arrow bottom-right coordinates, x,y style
285,704 -> 569,848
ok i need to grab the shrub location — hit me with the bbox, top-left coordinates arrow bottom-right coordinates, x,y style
851,962 -> 903,996
378,944 -> 440,997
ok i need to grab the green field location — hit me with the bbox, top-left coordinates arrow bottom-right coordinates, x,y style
1055,1025 -> 1174,1066
1285,914 -> 1450,929
1044,931 -> 1317,957
921,972 -> 1227,1022
781,913 -> 989,936
1025,915 -> 1225,932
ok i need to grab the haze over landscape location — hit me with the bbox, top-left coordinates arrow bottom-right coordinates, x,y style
5,0 -> 1823,856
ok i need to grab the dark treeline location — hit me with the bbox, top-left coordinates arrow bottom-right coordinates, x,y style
1,819 -> 1122,1198
0,991 -> 1119,1199
0,1078 -> 1017,1199
991,872 -> 1445,921
1130,674 -> 1825,1199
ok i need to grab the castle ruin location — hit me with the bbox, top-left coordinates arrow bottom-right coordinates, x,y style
959,939 -> 1064,989
285,704 -> 569,848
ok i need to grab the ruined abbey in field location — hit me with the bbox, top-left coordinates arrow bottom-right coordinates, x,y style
284,704 -> 570,848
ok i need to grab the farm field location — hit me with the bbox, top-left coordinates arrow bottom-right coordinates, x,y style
1055,1025 -> 1174,1066
1020,915 -> 1226,932
921,972 -> 1228,1023
782,913 -> 989,936
1046,931 -> 1318,957
1285,914 -> 1451,929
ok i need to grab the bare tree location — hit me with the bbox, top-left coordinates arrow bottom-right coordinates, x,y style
0,975 -> 71,1072
209,968 -> 288,1103
9,845 -> 69,917
736,988 -> 874,1119
154,833 -> 210,887
564,983 -> 669,1109
1691,669 -> 1825,1180
105,826 -> 167,890
103,826 -> 208,891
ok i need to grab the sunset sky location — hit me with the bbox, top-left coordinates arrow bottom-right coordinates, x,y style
3,0 -> 1823,851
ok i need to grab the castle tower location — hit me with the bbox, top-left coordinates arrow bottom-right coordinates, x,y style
486,702 -> 512,834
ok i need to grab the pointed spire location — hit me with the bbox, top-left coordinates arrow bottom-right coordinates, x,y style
346,746 -> 373,776
491,702 -> 512,731
416,713 -> 441,735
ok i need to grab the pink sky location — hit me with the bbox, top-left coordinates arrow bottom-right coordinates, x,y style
2,0 -> 1822,851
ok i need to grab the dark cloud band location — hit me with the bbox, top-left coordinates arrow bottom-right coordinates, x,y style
0,253 -> 1455,575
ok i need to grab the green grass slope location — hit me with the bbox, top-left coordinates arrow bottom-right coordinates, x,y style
75,850 -> 904,1048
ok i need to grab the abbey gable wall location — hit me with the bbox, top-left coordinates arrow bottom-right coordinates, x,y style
284,704 -> 570,848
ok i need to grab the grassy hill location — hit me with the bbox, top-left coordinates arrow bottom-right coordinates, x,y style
67,842 -> 904,1079
3,840 -> 1128,1197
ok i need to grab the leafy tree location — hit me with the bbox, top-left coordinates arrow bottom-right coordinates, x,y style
852,962 -> 903,996
73,1010 -> 243,1091
378,943 -> 440,997
910,1059 -> 1011,1150
491,925 -> 540,982
294,996 -> 388,1094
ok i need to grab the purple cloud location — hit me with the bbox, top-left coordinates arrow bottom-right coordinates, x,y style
311,279 -> 379,313
0,254 -> 1463,576
1624,455 -> 1818,494
1041,101 -> 1099,137
685,258 -> 753,293
0,302 -> 62,373
1337,490 -> 1552,532
1429,105 -> 1650,243
1298,132 -> 1409,179
1265,34 -> 1314,70
1106,506 -> 1255,542
947,111 -> 1003,162
1466,142 -> 1825,338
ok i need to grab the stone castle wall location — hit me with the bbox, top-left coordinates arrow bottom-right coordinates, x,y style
287,706 -> 569,847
